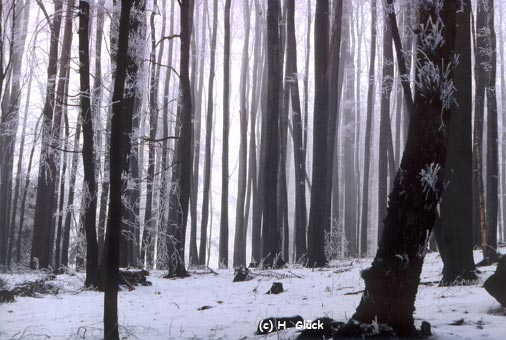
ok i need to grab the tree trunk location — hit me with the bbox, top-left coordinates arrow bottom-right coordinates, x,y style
166,0 -> 194,278
484,0 -> 499,262
29,0 -> 63,270
233,0 -> 250,268
199,0 -> 217,267
360,0 -> 377,256
342,1 -> 358,256
433,0 -> 477,284
348,2 -> 457,335
103,0 -> 137,338
377,5 -> 394,244
261,0 -> 282,268
142,0 -> 161,269
219,0 -> 231,268
286,0 -> 307,262
250,0 -> 265,265
306,0 -> 329,267
3,0 -> 31,266
79,0 -> 100,287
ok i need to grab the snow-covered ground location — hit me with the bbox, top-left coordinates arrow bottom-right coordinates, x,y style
1,249 -> 505,340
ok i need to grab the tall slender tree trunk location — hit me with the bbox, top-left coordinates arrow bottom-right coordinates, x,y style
103,0 -> 136,337
79,0 -> 100,287
286,0 -> 307,262
484,0 -> 498,262
142,0 -> 161,269
325,0 -> 343,239
306,0 -> 329,267
233,0 -> 250,268
377,5 -> 394,243
360,0 -> 377,256
261,0 -> 282,268
3,0 -> 31,266
29,0 -> 63,269
166,0 -> 194,278
250,0 -> 265,265
199,0 -> 217,267
219,0 -> 231,268
93,0 -> 106,261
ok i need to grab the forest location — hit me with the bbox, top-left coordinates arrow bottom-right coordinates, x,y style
0,0 -> 506,339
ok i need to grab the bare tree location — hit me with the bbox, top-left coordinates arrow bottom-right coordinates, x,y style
219,0 -> 231,268
199,0 -> 218,266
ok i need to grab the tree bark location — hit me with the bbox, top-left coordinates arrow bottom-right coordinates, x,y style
79,0 -> 100,287
261,0 -> 282,268
103,0 -> 136,338
433,0 -> 477,284
219,0 -> 231,268
286,0 -> 307,262
29,0 -> 63,270
199,0 -> 218,266
233,0 -> 250,268
360,0 -> 377,256
377,5 -> 394,244
306,0 -> 329,267
348,2 -> 457,335
165,0 -> 194,278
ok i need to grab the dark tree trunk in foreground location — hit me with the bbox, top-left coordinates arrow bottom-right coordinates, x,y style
306,0 -> 329,268
166,0 -> 194,278
104,0 -> 135,338
434,0 -> 477,284
261,0 -> 282,268
286,0 -> 307,262
360,0 -> 377,256
199,0 -> 218,266
30,0 -> 63,270
79,0 -> 100,287
348,2 -> 457,336
219,0 -> 231,268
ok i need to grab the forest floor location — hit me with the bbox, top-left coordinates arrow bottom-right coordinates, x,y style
1,248 -> 505,340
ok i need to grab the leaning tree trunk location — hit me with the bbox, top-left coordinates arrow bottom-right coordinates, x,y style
348,1 -> 457,336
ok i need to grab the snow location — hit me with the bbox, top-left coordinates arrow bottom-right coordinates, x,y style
1,249 -> 505,339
